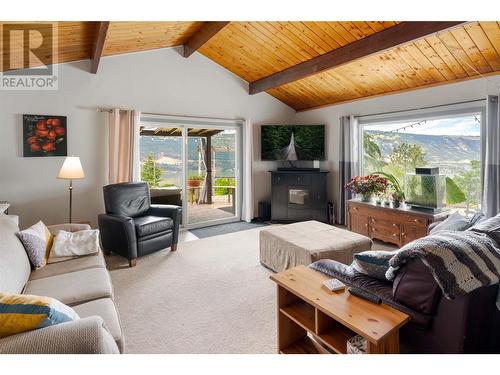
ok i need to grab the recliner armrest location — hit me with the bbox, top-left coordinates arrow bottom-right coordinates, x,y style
148,204 -> 182,244
148,204 -> 181,220
0,316 -> 120,354
98,214 -> 137,260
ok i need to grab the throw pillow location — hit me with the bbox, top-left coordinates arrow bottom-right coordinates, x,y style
16,221 -> 54,269
468,214 -> 500,247
49,229 -> 100,259
469,212 -> 485,226
429,212 -> 472,234
351,250 -> 395,281
0,292 -> 79,339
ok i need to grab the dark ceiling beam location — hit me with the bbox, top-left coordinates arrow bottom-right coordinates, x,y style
249,21 -> 467,95
183,21 -> 230,58
90,21 -> 110,74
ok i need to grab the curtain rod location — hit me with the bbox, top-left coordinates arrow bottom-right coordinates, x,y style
357,98 -> 485,119
96,108 -> 244,123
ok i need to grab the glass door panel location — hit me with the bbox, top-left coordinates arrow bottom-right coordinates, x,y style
139,127 -> 183,210
186,127 -> 238,226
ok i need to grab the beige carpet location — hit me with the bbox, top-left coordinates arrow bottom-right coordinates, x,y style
107,227 -> 277,354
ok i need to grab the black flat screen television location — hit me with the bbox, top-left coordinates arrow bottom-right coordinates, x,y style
261,125 -> 325,161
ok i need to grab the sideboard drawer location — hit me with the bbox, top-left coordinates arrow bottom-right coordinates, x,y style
402,216 -> 428,227
370,220 -> 400,237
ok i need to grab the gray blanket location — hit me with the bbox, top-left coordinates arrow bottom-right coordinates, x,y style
386,231 -> 500,300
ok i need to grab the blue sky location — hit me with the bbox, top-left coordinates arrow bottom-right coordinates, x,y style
365,114 -> 481,136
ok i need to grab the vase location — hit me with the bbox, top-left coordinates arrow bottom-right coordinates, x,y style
360,193 -> 372,202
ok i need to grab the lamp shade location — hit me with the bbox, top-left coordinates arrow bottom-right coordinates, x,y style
58,156 -> 85,179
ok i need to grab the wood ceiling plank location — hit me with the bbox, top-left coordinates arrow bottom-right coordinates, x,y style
361,55 -> 410,91
290,22 -> 336,52
340,22 -> 368,40
275,22 -> 325,57
327,22 -> 358,43
249,22 -> 466,95
262,22 -> 321,61
305,22 -> 343,49
479,21 -> 500,56
413,39 -> 457,81
464,22 -> 500,71
200,33 -> 272,81
102,21 -> 203,56
228,23 -> 294,71
373,48 -> 427,87
320,23 -> 352,46
424,34 -> 468,78
351,21 -> 379,37
208,25 -> 287,80
243,22 -> 306,67
183,21 -> 229,58
396,44 -> 445,83
434,31 -> 480,76
450,27 -> 492,73
365,21 -> 389,33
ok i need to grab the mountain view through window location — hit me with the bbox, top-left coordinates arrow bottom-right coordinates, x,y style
362,113 -> 482,215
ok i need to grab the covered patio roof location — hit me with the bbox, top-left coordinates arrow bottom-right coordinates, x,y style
140,127 -> 223,137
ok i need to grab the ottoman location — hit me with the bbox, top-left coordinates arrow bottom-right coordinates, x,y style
260,220 -> 372,272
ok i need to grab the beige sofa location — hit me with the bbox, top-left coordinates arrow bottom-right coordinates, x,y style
0,216 -> 124,354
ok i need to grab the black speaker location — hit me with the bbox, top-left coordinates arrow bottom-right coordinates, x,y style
258,201 -> 271,221
327,202 -> 335,225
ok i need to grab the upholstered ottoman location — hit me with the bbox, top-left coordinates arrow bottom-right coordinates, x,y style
260,220 -> 372,272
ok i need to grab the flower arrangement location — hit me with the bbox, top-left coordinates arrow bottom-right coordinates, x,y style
345,174 -> 388,202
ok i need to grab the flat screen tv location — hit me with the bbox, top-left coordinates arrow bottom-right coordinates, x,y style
261,125 -> 325,161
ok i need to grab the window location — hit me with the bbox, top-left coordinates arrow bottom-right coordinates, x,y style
362,112 -> 482,215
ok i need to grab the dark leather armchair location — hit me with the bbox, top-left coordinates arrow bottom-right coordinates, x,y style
98,182 -> 181,267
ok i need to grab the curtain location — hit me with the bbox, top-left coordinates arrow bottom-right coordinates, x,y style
108,109 -> 139,184
338,115 -> 361,225
242,118 -> 254,222
482,95 -> 500,217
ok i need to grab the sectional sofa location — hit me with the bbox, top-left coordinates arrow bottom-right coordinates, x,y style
0,216 -> 124,354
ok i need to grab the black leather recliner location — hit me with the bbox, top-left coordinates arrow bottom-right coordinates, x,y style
98,182 -> 182,267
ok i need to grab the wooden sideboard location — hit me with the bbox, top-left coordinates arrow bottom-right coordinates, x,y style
348,199 -> 448,247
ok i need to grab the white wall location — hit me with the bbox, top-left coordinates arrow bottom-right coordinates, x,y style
295,75 -> 500,210
0,47 -> 295,228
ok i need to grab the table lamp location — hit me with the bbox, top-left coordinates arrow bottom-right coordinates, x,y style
58,156 -> 85,223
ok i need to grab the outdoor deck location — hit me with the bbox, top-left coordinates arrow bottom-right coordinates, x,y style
187,195 -> 235,224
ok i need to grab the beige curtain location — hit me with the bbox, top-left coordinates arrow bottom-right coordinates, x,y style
108,109 -> 137,184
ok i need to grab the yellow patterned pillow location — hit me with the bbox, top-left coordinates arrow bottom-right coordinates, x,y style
0,293 -> 79,338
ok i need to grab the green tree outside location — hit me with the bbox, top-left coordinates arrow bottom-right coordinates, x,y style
141,153 -> 163,187
455,160 -> 481,216
389,143 -> 426,184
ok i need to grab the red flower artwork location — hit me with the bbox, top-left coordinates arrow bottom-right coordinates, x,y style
23,115 -> 67,157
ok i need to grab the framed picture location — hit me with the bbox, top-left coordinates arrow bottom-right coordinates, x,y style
23,114 -> 67,157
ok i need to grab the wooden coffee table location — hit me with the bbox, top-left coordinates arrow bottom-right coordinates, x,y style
270,266 -> 410,354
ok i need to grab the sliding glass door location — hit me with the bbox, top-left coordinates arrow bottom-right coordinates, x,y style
186,127 -> 239,226
139,115 -> 242,229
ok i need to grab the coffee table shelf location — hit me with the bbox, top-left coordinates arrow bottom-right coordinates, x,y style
280,336 -> 330,354
271,265 -> 410,354
280,301 -> 316,332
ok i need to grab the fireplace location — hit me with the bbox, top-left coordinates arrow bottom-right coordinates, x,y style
270,170 -> 328,222
289,188 -> 309,206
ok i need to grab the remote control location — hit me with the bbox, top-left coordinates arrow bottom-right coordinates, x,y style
348,287 -> 382,304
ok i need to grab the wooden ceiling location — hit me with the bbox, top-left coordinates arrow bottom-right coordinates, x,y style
1,21 -> 499,111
